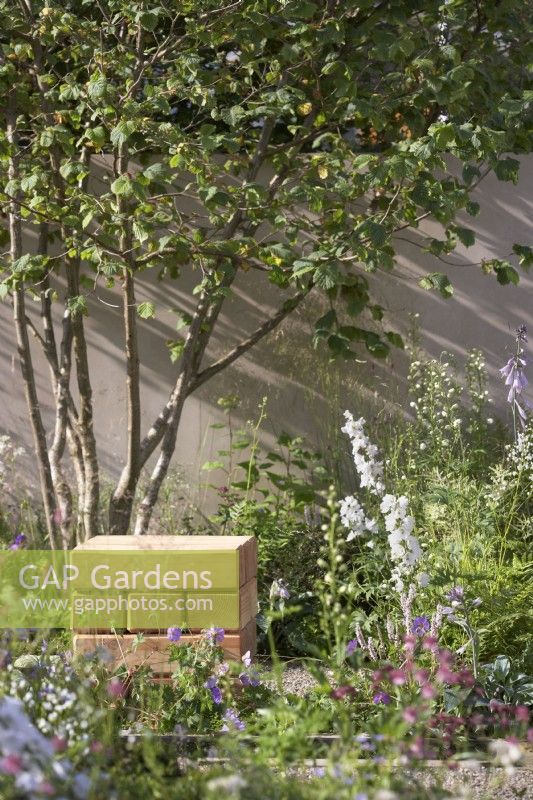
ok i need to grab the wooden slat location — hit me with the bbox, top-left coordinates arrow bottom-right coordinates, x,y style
240,618 -> 257,656
239,579 -> 257,628
73,632 -> 243,673
238,537 -> 258,584
75,535 -> 254,551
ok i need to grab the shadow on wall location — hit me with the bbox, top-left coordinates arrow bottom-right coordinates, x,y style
0,157 -> 531,509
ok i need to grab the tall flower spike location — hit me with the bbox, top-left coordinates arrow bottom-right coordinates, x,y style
500,325 -> 529,434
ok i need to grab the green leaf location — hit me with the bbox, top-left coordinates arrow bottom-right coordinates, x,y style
512,244 -> 533,271
385,331 -> 404,349
453,226 -> 475,247
138,10 -> 159,31
313,264 -> 338,289
363,331 -> 389,358
111,175 -> 133,196
20,174 -> 39,193
110,120 -> 137,148
314,309 -> 336,336
494,263 -> 519,285
494,158 -> 520,184
87,73 -> 107,101
432,123 -> 455,150
142,162 -> 167,183
87,126 -> 107,149
419,273 -> 454,298
13,654 -> 40,670
67,295 -> 88,317
358,220 -> 387,247
137,301 -> 156,319
201,461 -> 225,471
132,221 -> 149,243
199,186 -> 230,207
39,128 -> 54,148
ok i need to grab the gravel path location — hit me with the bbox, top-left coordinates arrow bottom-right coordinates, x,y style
414,766 -> 533,799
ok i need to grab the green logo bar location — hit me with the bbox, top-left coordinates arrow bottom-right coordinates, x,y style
0,550 -> 240,630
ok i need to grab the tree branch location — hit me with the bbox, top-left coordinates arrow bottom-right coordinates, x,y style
187,287 -> 312,395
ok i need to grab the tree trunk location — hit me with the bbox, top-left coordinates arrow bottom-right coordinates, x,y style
108,145 -> 141,534
6,104 -> 58,547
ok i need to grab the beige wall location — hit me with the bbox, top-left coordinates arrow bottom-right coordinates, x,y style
0,156 -> 531,505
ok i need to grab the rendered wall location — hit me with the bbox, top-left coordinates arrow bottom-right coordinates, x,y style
0,156 -> 531,508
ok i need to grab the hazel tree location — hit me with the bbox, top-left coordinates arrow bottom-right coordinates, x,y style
0,0 -> 531,543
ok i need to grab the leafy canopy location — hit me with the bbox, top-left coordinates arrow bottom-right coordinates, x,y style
0,0 -> 531,359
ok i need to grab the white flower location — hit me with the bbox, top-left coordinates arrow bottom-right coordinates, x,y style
340,495 -> 376,541
418,572 -> 430,588
489,739 -> 522,771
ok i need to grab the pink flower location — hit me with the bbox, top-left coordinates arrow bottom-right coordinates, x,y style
389,669 -> 407,686
403,635 -> 417,652
331,685 -> 357,701
90,741 -> 105,754
527,728 -> 533,743
402,706 -> 418,724
414,668 -> 430,685
52,735 -> 68,753
107,677 -> 126,699
35,781 -> 55,796
421,684 -> 436,699
515,705 -> 530,723
457,668 -> 475,687
0,754 -> 23,775
436,667 -> 459,684
422,636 -> 438,651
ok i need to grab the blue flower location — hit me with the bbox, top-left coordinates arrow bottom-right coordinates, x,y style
210,686 -> 222,704
346,639 -> 358,656
167,627 -> 182,642
221,708 -> 245,732
9,533 -> 26,551
411,616 -> 430,636
205,627 -> 225,645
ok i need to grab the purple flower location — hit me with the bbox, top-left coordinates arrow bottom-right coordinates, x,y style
310,767 -> 326,778
210,686 -> 222,704
516,325 -> 527,343
446,586 -> 464,604
249,671 -> 261,687
500,325 -> 530,425
221,708 -> 245,732
9,533 -> 27,550
373,691 -> 391,705
167,627 -> 182,642
412,616 -> 430,636
346,639 -> 358,656
205,627 -> 225,645
240,669 -> 261,687
204,676 -> 217,689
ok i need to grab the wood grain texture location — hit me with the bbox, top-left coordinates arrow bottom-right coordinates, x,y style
74,631 -> 242,672
239,579 -> 258,627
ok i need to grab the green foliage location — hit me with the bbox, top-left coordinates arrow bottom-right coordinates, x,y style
0,0 -> 530,362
